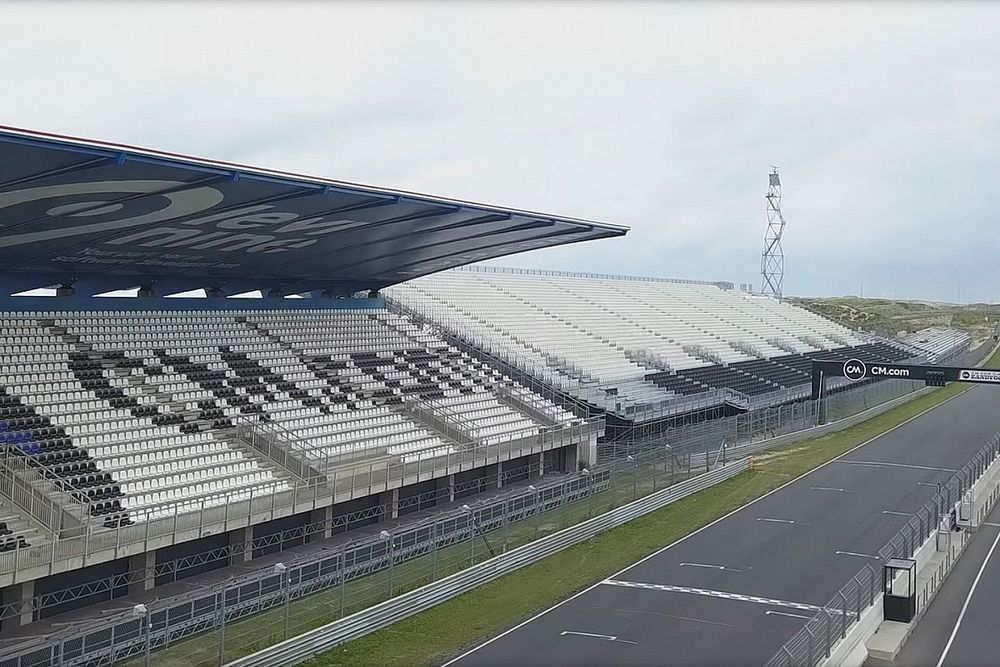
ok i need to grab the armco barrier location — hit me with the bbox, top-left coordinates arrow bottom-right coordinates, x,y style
225,459 -> 749,667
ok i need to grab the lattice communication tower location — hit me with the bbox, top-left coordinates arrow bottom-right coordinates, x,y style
761,167 -> 786,299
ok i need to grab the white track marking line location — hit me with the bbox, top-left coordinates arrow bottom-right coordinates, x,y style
882,510 -> 916,517
766,610 -> 814,620
841,460 -> 957,473
936,528 -> 1000,667
560,630 -> 636,645
757,517 -> 801,525
440,391 -> 969,667
981,522 -> 1000,528
836,550 -> 882,561
679,562 -> 741,572
587,604 -> 736,627
811,486 -> 849,493
602,579 -> 857,616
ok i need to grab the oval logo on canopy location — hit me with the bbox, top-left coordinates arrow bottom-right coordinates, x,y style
843,359 -> 867,382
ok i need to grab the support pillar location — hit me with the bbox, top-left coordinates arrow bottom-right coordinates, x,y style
378,489 -> 399,521
17,580 -> 34,626
436,474 -> 455,503
564,444 -> 580,473
575,433 -> 598,470
228,526 -> 254,563
532,452 -> 544,478
309,505 -> 333,541
482,463 -> 501,490
128,550 -> 156,594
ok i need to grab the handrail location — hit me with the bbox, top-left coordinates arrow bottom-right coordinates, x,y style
0,449 -> 81,538
231,415 -> 328,483
450,264 -> 733,289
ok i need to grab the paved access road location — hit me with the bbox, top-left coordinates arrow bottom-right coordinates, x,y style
444,386 -> 1000,667
886,502 -> 1000,667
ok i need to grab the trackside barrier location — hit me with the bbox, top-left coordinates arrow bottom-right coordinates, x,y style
763,430 -> 1000,667
224,459 -> 750,667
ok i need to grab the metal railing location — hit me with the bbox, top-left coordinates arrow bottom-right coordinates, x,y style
0,416 -> 602,586
0,448 -> 705,667
764,431 -> 1000,667
0,450 -> 81,538
451,264 -> 733,289
232,417 -> 327,483
225,459 -> 752,667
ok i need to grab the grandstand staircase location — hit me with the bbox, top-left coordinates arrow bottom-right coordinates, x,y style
0,497 -> 49,551
45,324 -> 205,429
237,319 -> 468,456
375,316 -> 564,429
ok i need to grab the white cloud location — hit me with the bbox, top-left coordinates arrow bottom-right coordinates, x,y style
1,0 -> 999,301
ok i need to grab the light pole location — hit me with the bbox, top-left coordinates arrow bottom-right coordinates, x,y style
273,562 -> 289,639
379,530 -> 394,596
462,503 -> 497,562
133,604 -> 151,667
461,505 -> 475,565
627,455 -> 637,499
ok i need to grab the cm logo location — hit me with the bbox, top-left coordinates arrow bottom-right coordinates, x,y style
843,359 -> 867,382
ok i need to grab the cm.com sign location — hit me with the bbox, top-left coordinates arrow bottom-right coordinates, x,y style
842,359 -> 912,382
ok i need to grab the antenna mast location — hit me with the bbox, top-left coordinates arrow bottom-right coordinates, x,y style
761,167 -> 786,299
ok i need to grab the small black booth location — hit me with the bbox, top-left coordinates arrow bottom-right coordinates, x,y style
883,558 -> 917,623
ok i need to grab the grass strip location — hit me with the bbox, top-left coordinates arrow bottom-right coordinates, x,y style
307,377 -> 987,667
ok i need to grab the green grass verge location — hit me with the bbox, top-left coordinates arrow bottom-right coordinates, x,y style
306,379 -> 986,666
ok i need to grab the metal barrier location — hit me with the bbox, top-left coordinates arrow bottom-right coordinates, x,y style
763,431 -> 1000,667
224,458 -> 750,667
0,416 -> 602,586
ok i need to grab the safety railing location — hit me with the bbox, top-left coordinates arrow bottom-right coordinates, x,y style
0,450 -> 81,538
763,431 -> 1000,667
0,415 -> 602,585
232,416 -> 328,483
223,459 -> 751,667
452,264 -> 732,288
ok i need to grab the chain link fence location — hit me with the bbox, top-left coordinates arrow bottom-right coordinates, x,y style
763,431 -> 1000,667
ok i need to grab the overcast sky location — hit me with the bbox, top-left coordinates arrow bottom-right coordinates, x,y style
2,1 -> 998,302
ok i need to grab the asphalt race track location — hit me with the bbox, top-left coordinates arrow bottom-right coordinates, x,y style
444,386 -> 1000,667
887,502 -> 1000,667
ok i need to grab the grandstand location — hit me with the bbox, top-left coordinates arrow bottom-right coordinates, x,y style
902,326 -> 973,363
386,267 -> 922,419
0,126 -> 614,633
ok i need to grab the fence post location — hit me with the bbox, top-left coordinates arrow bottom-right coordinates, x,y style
825,610 -> 832,658
339,543 -> 347,618
840,591 -> 848,638
218,587 -> 226,666
431,519 -> 438,580
856,577 -> 863,623
806,626 -> 815,663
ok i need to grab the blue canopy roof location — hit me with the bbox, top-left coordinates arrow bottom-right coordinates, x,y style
0,126 -> 627,296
